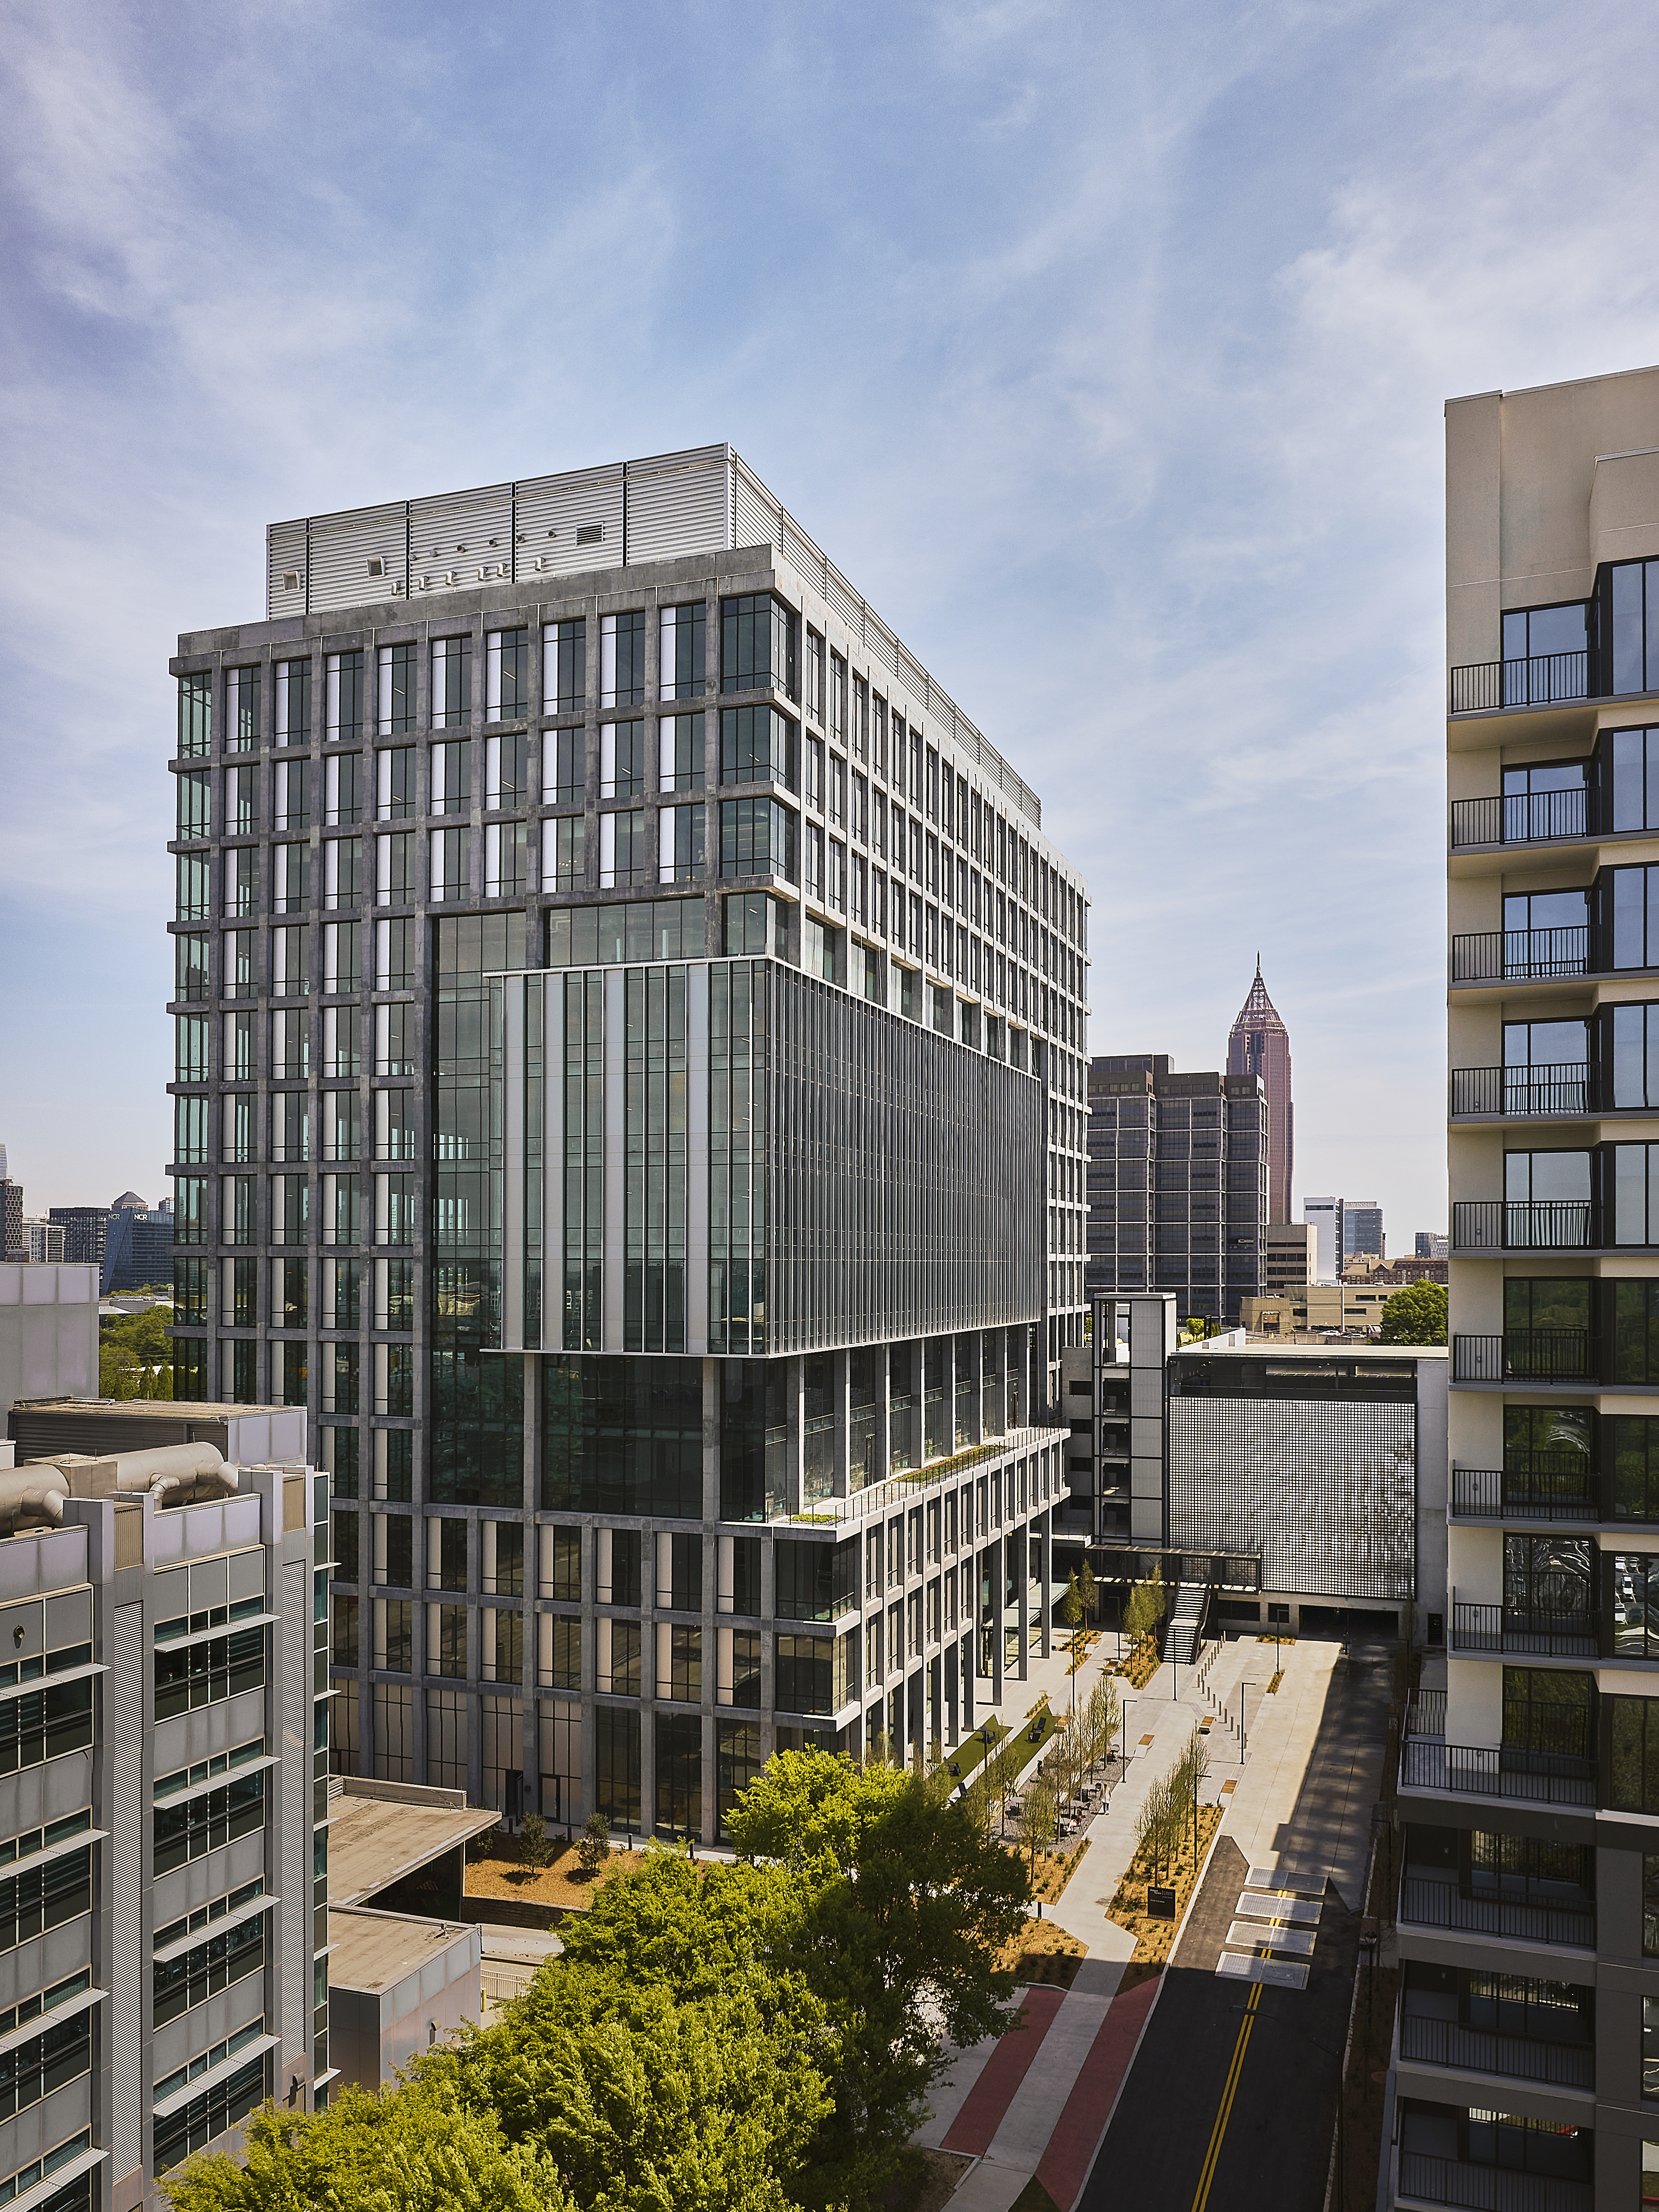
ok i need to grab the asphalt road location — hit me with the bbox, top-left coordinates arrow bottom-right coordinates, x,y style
1077,1647 -> 1391,2212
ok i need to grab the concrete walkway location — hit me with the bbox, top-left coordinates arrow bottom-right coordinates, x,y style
918,1632 -> 1377,2212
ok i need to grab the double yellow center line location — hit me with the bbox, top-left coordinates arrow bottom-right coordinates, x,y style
1190,1980 -> 1261,2212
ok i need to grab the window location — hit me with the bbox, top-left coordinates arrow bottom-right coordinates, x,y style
375,1600 -> 412,1669
722,797 -> 797,881
660,603 -> 706,700
486,627 -> 529,721
0,1682 -> 92,1778
175,931 -> 209,1004
377,642 -> 415,736
376,831 -> 415,906
1609,1416 -> 1659,1520
852,673 -> 868,760
177,673 -> 212,758
432,636 -> 472,728
154,1628 -> 264,1723
376,1001 -> 414,1076
275,659 -> 310,747
176,856 -> 211,924
872,694 -> 888,779
430,739 -> 471,815
1602,559 -> 1659,698
600,809 -> 647,888
376,746 -> 414,821
485,730 -> 527,808
720,706 -> 799,790
431,826 -> 468,901
227,666 -> 260,752
326,650 -> 364,741
542,618 -> 586,714
658,1624 -> 701,1702
851,772 -> 868,843
486,821 -> 527,897
273,757 -> 310,833
776,1635 -> 833,1716
541,1525 -> 581,1600
322,919 -> 356,993
272,841 -> 308,916
324,835 -> 361,911
543,815 -> 586,892
266,1008 -> 302,1079
324,751 -> 362,825
659,804 -> 705,885
805,736 -> 824,811
600,610 -> 646,708
539,1615 -> 580,1691
174,1095 -> 208,1166
829,652 -> 847,747
722,594 -> 798,700
375,916 -> 412,991
600,720 -> 646,798
0,2012 -> 91,2128
1615,1555 -> 1659,1658
175,767 -> 210,839
659,712 -> 704,793
322,1009 -> 359,1082
599,1619 -> 641,1696
1612,1697 -> 1659,1814
804,627 -> 824,724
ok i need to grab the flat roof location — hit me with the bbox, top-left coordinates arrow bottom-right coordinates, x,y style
1178,1340 -> 1447,1361
327,1778 -> 500,1906
327,1906 -> 474,1996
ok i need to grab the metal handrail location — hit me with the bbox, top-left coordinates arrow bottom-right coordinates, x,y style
1450,790 -> 1591,848
1398,1875 -> 1594,1949
1452,1200 -> 1594,1253
1450,1601 -> 1598,1656
1449,651 -> 1590,714
1450,928 -> 1589,984
1450,1468 -> 1600,1521
1398,2012 -> 1594,2088
1449,1065 -> 1591,1118
1398,2151 -> 1591,2212
1399,1737 -> 1595,1806
1452,1333 -> 1598,1384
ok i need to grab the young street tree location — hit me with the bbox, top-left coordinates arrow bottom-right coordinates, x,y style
577,1809 -> 610,1877
517,1810 -> 555,1881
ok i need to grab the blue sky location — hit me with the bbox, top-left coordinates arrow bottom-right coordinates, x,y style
4,0 -> 1659,1242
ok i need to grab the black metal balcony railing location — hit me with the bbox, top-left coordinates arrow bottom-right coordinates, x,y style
1451,927 -> 1588,984
1450,1468 -> 1600,1521
1399,1737 -> 1596,1806
1451,1201 -> 1594,1253
1450,1601 -> 1599,1658
1450,651 -> 1590,715
1398,2152 -> 1592,2212
1451,789 -> 1590,849
1450,1065 -> 1591,1118
1398,1875 -> 1594,1950
1399,2012 -> 1594,2089
1406,1687 -> 1447,1740
1453,1333 -> 1598,1384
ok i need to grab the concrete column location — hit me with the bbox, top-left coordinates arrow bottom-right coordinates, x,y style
1040,1508 -> 1053,1661
832,1348 -> 851,1500
990,1536 -> 1004,1706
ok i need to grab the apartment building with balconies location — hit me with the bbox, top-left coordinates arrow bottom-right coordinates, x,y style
165,446 -> 1088,1837
1392,364 -> 1659,2212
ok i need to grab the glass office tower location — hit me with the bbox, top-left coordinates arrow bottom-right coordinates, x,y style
166,445 -> 1089,1838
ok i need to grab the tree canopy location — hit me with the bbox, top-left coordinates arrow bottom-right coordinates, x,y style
162,1751 -> 1033,2212
98,1304 -> 174,1399
1379,1279 -> 1447,1345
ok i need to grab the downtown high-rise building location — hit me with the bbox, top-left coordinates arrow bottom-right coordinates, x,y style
165,444 -> 1089,1835
1391,363 -> 1659,2212
1226,959 -> 1293,1223
1084,1053 -> 1266,1325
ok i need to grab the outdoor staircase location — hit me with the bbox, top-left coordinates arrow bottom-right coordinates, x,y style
1165,1581 -> 1208,1667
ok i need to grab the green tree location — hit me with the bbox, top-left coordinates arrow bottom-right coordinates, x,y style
99,1306 -> 175,1400
1022,1769 -> 1059,1875
723,1748 -> 1031,2193
1123,1565 -> 1167,1654
1059,1572 -> 1087,1697
518,1811 -> 555,1881
1077,1557 -> 1098,1627
1379,1279 -> 1447,1345
160,2079 -> 573,2212
577,1811 -> 611,1878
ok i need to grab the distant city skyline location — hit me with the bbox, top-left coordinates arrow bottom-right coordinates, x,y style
1227,959 -> 1294,1224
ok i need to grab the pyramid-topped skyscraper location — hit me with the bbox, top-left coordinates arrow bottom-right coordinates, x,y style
1227,959 -> 1293,1224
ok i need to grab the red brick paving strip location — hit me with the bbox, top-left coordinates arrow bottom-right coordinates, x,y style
940,1986 -> 1067,2154
1035,1975 -> 1161,2212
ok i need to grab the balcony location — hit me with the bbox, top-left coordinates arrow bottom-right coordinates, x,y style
1449,1065 -> 1589,1119
1449,651 -> 1589,716
1398,2012 -> 1594,2091
1399,1737 -> 1595,1807
1398,2152 -> 1591,2212
1398,1873 -> 1594,1951
1451,1202 -> 1592,1253
1451,928 -> 1587,984
1453,1334 -> 1598,1384
1449,1468 -> 1600,1522
1449,1601 -> 1598,1659
1451,788 -> 1589,849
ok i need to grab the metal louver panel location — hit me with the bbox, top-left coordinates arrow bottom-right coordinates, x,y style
731,470 -> 777,557
267,521 -> 308,619
824,566 -> 865,635
306,502 -> 408,615
408,485 -> 513,601
624,448 -> 729,563
514,467 -> 624,579
781,515 -> 826,593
